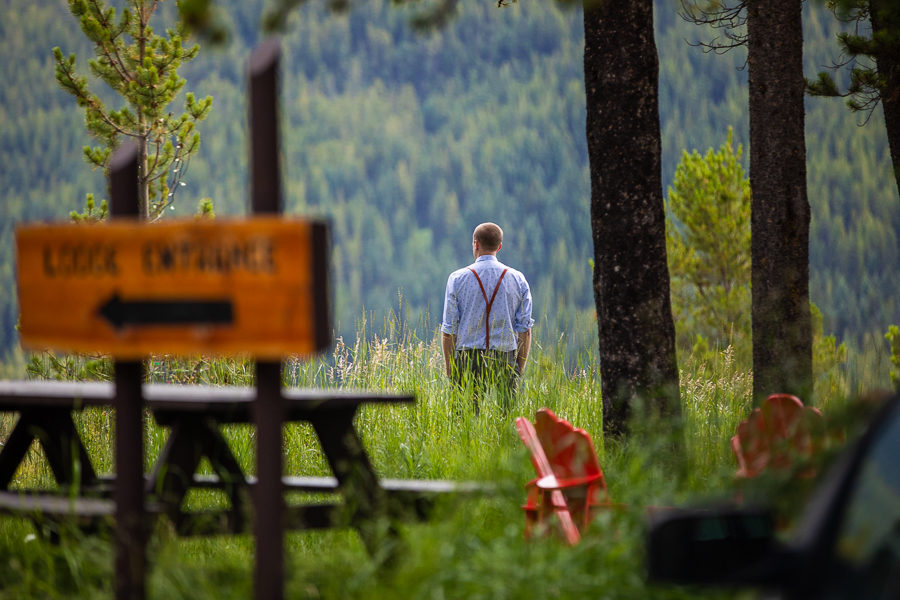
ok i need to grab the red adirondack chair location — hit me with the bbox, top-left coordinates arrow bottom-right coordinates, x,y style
515,408 -> 611,544
731,393 -> 823,479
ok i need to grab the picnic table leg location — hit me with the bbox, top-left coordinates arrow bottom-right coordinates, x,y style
196,422 -> 250,533
310,408 -> 387,552
0,411 -> 41,489
38,410 -> 98,489
147,419 -> 201,531
0,408 -> 106,542
0,409 -> 97,491
148,417 -> 249,534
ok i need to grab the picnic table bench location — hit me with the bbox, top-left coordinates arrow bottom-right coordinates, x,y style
0,379 -> 470,541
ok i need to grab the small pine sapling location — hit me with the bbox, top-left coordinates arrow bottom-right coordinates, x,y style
53,0 -> 213,222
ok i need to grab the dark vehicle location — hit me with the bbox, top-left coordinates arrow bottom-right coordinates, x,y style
647,392 -> 900,599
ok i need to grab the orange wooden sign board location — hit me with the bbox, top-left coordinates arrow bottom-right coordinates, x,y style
16,217 -> 331,359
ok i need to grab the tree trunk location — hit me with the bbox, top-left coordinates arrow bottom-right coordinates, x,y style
583,0 -> 680,438
747,0 -> 812,404
138,3 -> 151,221
871,0 -> 900,198
138,130 -> 150,221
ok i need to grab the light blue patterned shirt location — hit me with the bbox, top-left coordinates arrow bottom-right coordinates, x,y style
441,255 -> 534,352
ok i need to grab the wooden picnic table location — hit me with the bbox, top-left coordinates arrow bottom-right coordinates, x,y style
0,380 -> 466,542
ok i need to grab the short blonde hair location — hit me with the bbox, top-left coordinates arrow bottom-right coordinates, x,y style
474,222 -> 503,252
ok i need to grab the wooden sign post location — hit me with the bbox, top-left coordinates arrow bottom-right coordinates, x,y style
14,39 -> 328,600
248,38 -> 288,600
109,143 -> 145,600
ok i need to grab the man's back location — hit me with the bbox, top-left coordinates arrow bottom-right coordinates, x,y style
441,254 -> 531,352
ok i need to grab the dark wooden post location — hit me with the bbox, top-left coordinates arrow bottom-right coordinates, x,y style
109,141 -> 146,600
249,38 -> 286,600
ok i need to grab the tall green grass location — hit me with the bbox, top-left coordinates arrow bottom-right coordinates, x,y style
0,322 -> 893,599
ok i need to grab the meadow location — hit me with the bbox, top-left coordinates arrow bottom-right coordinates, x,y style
0,319 -> 894,599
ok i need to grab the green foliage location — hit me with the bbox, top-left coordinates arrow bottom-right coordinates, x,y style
52,0 -> 213,221
1,0 -> 898,363
665,131 -> 851,404
0,520 -> 114,599
806,0 -> 900,114
666,127 -> 751,363
812,302 -> 849,402
26,352 -> 112,382
681,2 -> 900,346
887,324 -> 900,390
68,193 -> 108,223
196,196 -> 215,218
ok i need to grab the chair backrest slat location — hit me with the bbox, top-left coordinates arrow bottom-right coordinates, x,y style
732,394 -> 823,478
515,417 -> 555,479
533,409 -> 609,501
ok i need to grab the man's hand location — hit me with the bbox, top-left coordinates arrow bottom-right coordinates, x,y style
441,333 -> 457,378
516,329 -> 531,376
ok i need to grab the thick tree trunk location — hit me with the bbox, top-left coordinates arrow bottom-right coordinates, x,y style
747,0 -> 812,404
871,0 -> 900,199
583,0 -> 680,438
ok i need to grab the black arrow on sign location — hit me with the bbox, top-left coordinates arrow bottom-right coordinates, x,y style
98,293 -> 234,329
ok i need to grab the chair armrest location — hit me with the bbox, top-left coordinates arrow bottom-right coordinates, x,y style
536,473 -> 603,491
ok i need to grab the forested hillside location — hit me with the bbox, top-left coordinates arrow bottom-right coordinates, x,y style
0,0 -> 896,363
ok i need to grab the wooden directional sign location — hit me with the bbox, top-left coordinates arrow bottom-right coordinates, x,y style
16,217 -> 331,359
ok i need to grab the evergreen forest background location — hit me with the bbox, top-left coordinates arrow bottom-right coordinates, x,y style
1,0 -> 897,367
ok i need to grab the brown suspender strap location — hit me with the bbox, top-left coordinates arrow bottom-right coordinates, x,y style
468,267 -> 509,350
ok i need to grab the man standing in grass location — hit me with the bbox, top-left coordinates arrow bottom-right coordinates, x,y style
441,222 -> 534,413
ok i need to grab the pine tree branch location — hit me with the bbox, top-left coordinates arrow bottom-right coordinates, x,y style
55,50 -> 133,141
83,0 -> 134,85
91,103 -> 136,140
680,0 -> 749,55
146,135 -> 164,183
